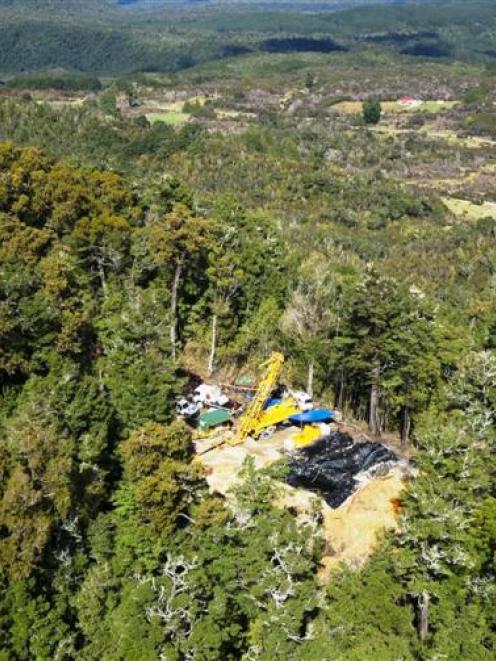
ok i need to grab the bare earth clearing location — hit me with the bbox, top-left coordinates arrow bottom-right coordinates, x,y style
195,425 -> 408,580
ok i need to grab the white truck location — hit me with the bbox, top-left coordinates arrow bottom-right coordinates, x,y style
289,390 -> 314,411
176,398 -> 200,417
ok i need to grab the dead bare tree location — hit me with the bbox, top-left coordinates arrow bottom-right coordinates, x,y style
417,591 -> 429,642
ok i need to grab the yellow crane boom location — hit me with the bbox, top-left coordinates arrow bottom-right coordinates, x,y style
251,397 -> 300,438
230,352 -> 285,445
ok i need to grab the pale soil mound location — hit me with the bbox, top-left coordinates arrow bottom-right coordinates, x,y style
321,468 -> 405,579
196,428 -> 293,495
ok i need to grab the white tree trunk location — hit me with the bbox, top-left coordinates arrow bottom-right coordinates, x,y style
208,313 -> 217,376
369,359 -> 381,436
97,259 -> 107,297
401,406 -> 411,447
170,255 -> 184,361
418,591 -> 429,641
307,360 -> 314,398
337,369 -> 345,409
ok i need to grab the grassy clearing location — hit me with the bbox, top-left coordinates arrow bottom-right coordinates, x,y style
333,99 -> 457,114
463,136 -> 496,149
370,125 -> 495,151
166,95 -> 206,111
141,94 -> 207,125
419,129 -> 496,149
146,111 -> 189,125
442,196 -> 496,220
420,100 -> 458,112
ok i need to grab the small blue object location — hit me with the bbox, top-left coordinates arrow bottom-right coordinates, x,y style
290,409 -> 335,424
264,398 -> 282,409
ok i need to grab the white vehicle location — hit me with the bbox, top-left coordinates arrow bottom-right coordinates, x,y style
290,390 -> 314,411
176,398 -> 200,417
193,384 -> 230,408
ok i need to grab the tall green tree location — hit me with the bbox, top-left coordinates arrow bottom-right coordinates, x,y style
203,201 -> 288,373
362,97 -> 382,125
343,271 -> 443,440
141,203 -> 211,361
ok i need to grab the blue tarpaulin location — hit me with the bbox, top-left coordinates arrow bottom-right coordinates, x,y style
290,409 -> 334,424
264,398 -> 282,409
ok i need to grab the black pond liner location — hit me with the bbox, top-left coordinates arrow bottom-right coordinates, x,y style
286,432 -> 398,508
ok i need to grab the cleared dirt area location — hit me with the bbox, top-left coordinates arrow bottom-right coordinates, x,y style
321,469 -> 405,578
195,426 -> 408,579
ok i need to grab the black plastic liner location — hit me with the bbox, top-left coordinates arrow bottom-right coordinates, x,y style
286,432 -> 398,508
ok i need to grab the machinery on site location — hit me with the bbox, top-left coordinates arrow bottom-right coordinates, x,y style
289,390 -> 314,412
229,353 -> 336,446
193,384 -> 230,408
231,397 -> 301,444
176,398 -> 200,418
192,351 -> 335,452
230,352 -> 287,445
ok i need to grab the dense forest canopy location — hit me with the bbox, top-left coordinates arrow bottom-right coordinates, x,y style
0,0 -> 495,658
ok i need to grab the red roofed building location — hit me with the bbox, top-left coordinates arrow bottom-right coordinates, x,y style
398,95 -> 422,107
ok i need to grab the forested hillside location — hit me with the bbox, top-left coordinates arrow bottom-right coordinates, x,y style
0,0 -> 495,74
1,0 -> 496,659
1,137 -> 495,658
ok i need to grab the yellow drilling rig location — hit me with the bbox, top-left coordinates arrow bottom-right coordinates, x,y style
195,351 -> 303,455
228,352 -> 299,446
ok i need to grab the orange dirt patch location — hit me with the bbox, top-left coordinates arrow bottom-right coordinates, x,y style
320,469 -> 406,579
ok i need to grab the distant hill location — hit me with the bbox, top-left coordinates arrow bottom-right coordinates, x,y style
113,0 -> 436,7
0,0 -> 447,7
0,0 -> 494,75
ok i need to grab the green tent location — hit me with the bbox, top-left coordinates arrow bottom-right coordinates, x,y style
198,408 -> 232,431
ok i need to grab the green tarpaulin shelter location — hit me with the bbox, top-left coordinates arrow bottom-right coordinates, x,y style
198,408 -> 232,430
